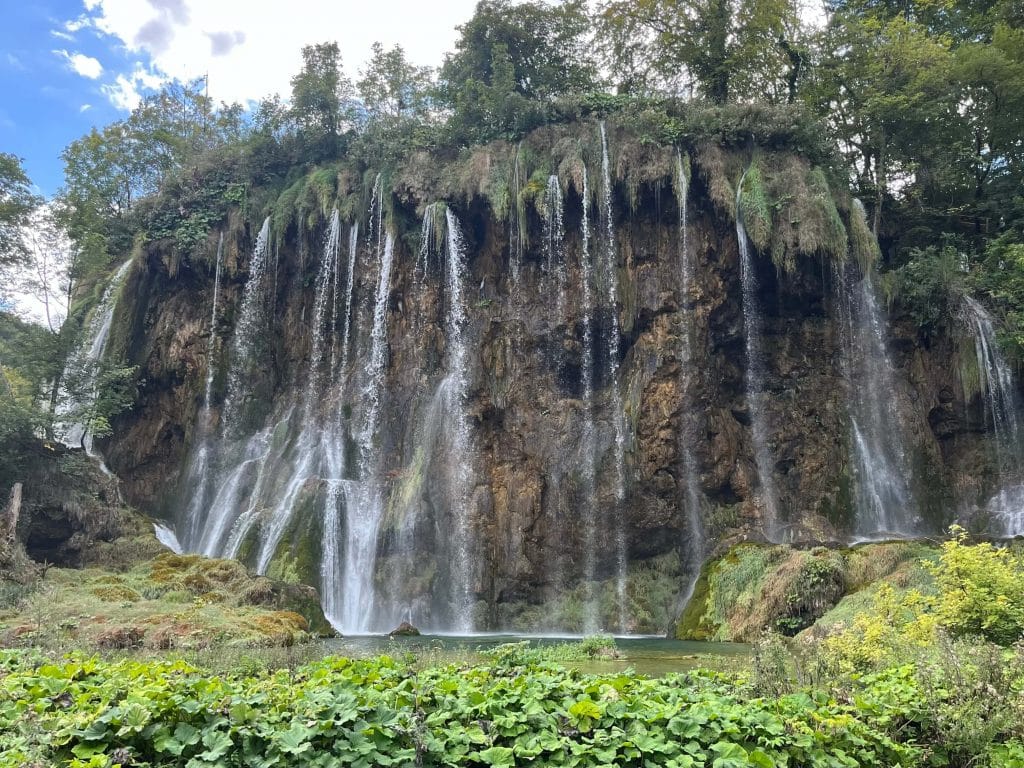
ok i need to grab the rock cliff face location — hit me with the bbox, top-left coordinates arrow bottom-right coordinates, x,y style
99,120 -> 1009,634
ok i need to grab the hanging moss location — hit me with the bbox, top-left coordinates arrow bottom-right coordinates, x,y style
672,150 -> 691,205
761,155 -> 848,272
848,198 -> 881,272
738,161 -> 772,253
694,143 -> 736,219
799,167 -> 848,262
616,139 -> 675,213
957,332 -> 983,403
272,177 -> 305,239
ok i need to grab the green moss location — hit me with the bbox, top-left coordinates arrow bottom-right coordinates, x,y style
738,162 -> 772,253
674,564 -> 714,640
848,198 -> 880,272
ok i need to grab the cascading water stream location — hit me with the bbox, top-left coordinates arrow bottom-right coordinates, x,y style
579,165 -> 601,633
599,122 -> 629,630
835,261 -> 917,538
675,153 -> 705,607
509,144 -> 524,301
338,231 -> 394,631
961,296 -> 1024,535
181,235 -> 225,546
735,171 -> 782,540
188,217 -> 272,555
57,257 -> 135,456
442,209 -> 475,631
544,174 -> 567,321
220,217 -> 272,436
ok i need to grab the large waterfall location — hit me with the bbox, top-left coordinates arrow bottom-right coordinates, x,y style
158,129 -> 1024,638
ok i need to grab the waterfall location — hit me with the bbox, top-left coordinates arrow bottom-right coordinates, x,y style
599,122 -> 629,631
338,231 -> 394,631
187,217 -> 271,553
57,257 -> 135,455
221,217 -> 272,436
204,234 -> 224,408
676,152 -> 705,604
578,165 -> 601,633
736,171 -> 782,540
337,223 -> 359,379
442,209 -> 476,631
835,260 -> 917,538
961,296 -> 1024,535
181,235 -> 225,547
509,144 -> 524,297
544,174 -> 566,321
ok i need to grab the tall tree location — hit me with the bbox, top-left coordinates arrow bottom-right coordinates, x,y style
438,0 -> 599,143
358,42 -> 434,134
289,42 -> 357,159
596,0 -> 805,102
0,154 -> 41,272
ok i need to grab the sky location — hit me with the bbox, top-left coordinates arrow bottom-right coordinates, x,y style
0,0 -> 479,197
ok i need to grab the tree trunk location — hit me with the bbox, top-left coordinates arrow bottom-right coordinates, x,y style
1,483 -> 22,553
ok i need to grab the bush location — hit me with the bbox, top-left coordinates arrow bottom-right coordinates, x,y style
930,527 -> 1024,645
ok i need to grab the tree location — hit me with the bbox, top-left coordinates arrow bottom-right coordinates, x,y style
289,42 -> 357,159
803,12 -> 955,234
596,0 -> 804,102
437,0 -> 599,143
358,42 -> 434,136
0,154 -> 41,271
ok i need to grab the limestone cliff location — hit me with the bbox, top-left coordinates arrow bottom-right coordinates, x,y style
96,119 -> 1010,634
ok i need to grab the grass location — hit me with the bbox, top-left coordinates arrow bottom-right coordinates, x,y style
0,551 -> 329,652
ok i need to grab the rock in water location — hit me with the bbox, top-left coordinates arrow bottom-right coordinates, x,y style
389,621 -> 420,637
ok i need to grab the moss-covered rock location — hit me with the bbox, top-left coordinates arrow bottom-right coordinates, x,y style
676,540 -> 938,641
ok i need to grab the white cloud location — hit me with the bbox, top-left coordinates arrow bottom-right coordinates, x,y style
75,0 -> 478,107
80,103 -> 93,112
55,50 -> 104,79
50,29 -> 75,41
5,53 -> 26,70
100,64 -> 168,109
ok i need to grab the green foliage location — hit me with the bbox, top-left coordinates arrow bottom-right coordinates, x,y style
437,0 -> 598,144
972,236 -> 1024,361
0,153 -> 41,271
597,0 -> 806,103
289,42 -> 358,160
480,636 -> 621,666
929,527 -> 1024,645
884,245 -> 968,336
0,651 -> 922,767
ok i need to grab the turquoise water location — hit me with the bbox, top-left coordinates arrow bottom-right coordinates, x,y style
320,634 -> 750,676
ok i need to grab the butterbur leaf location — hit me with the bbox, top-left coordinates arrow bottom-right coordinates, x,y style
198,729 -> 233,760
476,746 -> 516,766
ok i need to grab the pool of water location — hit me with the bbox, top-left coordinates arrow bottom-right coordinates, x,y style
319,634 -> 750,677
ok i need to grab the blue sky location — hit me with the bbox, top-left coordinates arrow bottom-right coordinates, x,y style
1,1 -> 129,195
1,0 -> 477,198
